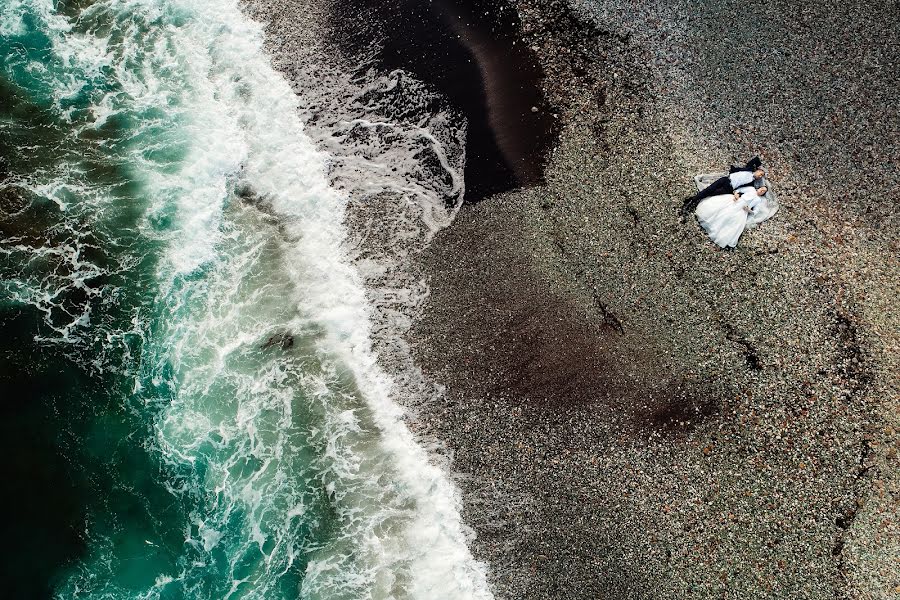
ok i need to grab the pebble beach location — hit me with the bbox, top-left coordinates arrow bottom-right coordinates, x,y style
411,0 -> 899,598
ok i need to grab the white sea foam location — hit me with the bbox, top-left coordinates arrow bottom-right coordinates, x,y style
169,2 -> 491,595
17,0 -> 492,597
4,0 -> 490,596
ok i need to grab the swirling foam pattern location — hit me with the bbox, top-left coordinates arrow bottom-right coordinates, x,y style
0,1 -> 491,598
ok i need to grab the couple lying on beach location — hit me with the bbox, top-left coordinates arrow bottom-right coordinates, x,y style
680,156 -> 775,248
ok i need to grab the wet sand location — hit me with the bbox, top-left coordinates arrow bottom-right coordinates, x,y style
328,0 -> 557,200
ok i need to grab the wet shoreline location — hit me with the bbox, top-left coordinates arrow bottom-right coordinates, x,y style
327,0 -> 557,201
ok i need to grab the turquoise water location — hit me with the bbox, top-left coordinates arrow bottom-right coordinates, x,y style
0,1 -> 491,598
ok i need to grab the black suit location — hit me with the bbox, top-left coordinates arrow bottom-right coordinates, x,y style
681,156 -> 761,214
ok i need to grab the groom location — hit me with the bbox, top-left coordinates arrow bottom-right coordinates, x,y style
680,156 -> 765,216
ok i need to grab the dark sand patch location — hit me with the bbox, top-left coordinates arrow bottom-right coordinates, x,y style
327,0 -> 557,201
417,197 -> 722,433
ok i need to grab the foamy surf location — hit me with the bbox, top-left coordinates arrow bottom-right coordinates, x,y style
0,0 -> 490,597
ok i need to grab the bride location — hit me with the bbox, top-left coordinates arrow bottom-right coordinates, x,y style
695,186 -> 771,248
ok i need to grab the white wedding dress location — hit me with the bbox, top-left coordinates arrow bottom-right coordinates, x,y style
695,189 -> 769,248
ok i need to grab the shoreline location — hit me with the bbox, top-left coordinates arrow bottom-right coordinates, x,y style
242,0 -> 899,597
326,0 -> 557,201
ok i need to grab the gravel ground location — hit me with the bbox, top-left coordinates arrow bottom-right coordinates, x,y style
410,0 -> 899,598
242,0 -> 898,597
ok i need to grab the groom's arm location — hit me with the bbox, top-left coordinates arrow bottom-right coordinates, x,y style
728,156 -> 762,174
745,156 -> 763,171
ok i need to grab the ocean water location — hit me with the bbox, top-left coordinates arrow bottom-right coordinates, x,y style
0,1 -> 490,598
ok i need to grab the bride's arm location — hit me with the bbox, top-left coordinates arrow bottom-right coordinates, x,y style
744,195 -> 765,214
733,185 -> 754,201
738,191 -> 757,212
